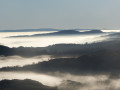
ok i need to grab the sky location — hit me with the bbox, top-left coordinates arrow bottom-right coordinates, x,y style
0,0 -> 120,30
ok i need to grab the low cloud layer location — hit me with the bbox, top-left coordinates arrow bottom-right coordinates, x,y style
3,49 -> 120,75
1,74 -> 120,90
0,55 -> 50,68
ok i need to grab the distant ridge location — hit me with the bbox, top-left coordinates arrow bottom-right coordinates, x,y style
0,28 -> 61,32
45,30 -> 103,35
0,28 -> 101,32
10,30 -> 104,37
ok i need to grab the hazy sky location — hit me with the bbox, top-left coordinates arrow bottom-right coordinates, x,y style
0,0 -> 120,30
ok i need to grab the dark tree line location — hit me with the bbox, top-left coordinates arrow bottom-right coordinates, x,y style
0,79 -> 57,90
0,40 -> 118,57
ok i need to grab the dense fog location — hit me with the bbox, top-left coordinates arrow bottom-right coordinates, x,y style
0,30 -> 120,90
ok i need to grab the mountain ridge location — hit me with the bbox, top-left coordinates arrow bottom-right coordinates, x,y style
10,30 -> 104,37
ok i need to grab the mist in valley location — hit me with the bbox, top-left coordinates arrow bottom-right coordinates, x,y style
0,30 -> 120,90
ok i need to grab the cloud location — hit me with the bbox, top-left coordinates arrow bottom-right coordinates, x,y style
0,55 -> 50,68
2,48 -> 120,75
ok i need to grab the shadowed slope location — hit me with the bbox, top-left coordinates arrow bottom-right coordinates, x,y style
0,79 -> 57,90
